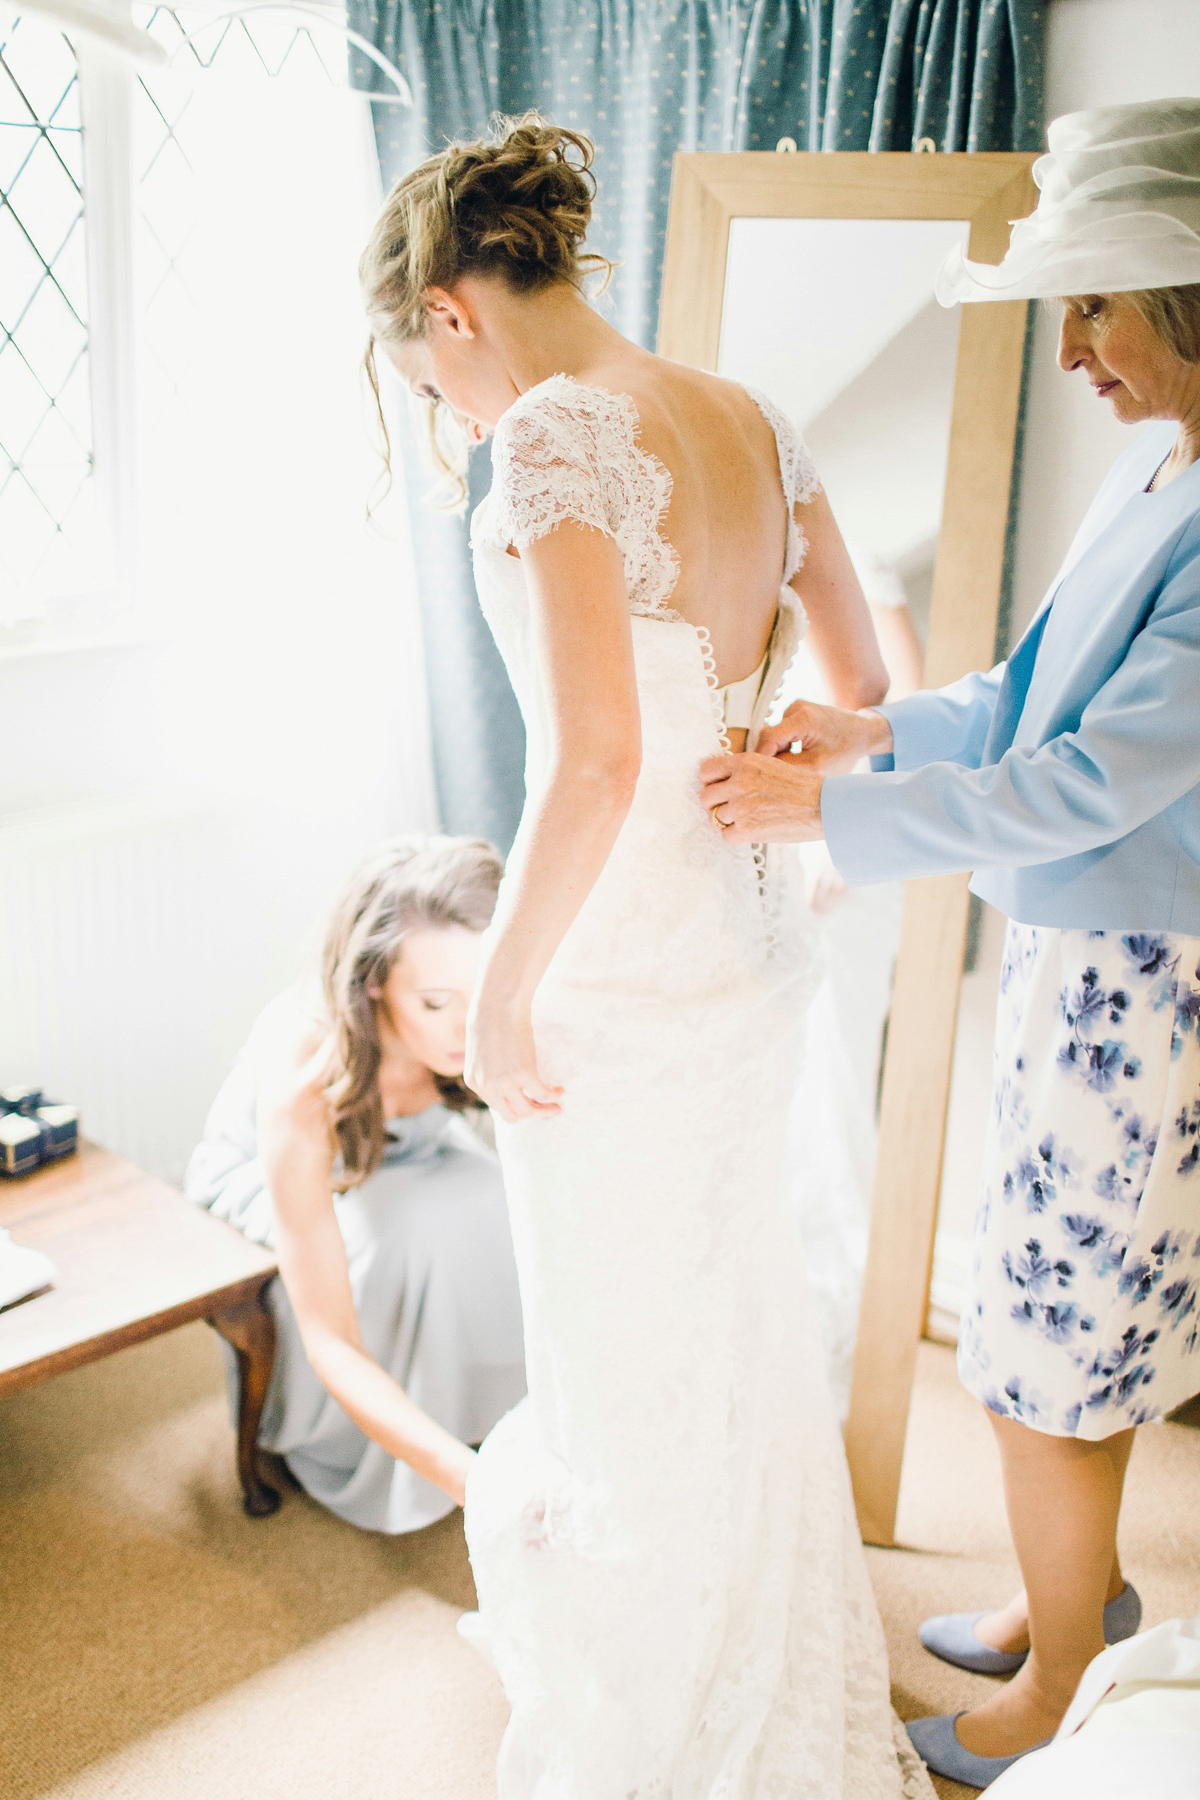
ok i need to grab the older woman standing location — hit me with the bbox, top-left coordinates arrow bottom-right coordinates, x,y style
700,97 -> 1200,1787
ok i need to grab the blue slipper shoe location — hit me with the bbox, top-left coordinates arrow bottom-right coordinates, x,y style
918,1581 -> 1143,1676
905,1713 -> 1053,1789
917,1612 -> 1025,1676
1103,1580 -> 1143,1643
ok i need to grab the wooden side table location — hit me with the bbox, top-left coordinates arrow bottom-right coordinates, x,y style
0,1140 -> 282,1516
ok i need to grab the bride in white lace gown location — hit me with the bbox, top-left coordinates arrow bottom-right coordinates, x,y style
361,117 -> 933,1800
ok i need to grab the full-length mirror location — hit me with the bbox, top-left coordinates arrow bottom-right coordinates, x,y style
659,151 -> 1038,1545
717,215 -> 967,1415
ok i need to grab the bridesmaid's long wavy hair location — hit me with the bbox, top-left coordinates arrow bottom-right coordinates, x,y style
321,835 -> 503,1183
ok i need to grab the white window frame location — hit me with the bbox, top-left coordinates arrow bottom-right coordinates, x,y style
78,24 -> 136,615
2,0 -> 407,654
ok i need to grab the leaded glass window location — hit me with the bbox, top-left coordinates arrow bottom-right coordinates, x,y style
0,1 -> 380,633
131,6 -> 345,429
0,10 -> 92,613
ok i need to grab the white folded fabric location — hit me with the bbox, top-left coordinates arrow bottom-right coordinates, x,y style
990,1616 -> 1200,1799
0,1227 -> 57,1310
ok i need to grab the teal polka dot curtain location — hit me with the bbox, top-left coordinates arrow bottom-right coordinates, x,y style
350,0 -> 1046,849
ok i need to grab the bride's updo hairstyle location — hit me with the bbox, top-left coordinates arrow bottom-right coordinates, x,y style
359,113 -> 611,502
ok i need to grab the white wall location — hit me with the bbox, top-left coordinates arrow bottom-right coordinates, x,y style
1007,0 -> 1200,641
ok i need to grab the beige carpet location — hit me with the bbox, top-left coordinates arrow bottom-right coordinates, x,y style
2,1329 -> 1197,1800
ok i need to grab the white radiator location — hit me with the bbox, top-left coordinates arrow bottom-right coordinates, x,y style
0,793 -> 353,1184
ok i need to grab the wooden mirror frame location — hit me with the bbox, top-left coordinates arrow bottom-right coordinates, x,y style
658,150 -> 1039,1547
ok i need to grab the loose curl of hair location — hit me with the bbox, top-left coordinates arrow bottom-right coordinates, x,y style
320,834 -> 503,1184
359,113 -> 612,508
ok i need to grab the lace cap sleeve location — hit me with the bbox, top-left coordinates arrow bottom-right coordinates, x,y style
743,386 -> 820,512
483,378 -> 620,551
476,375 -> 680,616
740,385 -> 821,586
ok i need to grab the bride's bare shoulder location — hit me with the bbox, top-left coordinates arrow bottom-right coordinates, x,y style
582,353 -> 760,426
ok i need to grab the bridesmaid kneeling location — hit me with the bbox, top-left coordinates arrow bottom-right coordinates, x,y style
186,835 -> 526,1531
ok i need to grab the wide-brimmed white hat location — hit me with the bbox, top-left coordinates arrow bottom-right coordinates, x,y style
937,96 -> 1200,305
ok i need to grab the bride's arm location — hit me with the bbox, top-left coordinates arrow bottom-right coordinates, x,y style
467,522 -> 641,1123
790,489 -> 889,710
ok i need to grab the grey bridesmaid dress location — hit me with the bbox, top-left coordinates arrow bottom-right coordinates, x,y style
186,1048 -> 526,1532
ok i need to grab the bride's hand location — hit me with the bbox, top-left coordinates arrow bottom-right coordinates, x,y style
754,700 -> 892,771
466,993 -> 564,1123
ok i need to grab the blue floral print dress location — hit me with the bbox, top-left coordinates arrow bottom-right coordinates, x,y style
959,922 -> 1200,1438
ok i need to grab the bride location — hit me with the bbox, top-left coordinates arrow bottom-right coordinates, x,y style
360,116 -> 931,1799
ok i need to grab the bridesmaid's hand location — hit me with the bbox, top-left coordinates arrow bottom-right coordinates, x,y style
466,993 -> 564,1123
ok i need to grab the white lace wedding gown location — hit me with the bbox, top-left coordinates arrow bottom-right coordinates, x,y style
463,375 -> 931,1800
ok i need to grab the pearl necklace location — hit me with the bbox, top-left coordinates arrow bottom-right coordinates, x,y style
1146,453 -> 1171,493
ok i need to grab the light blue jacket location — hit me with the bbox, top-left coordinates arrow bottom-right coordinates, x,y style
822,422 -> 1200,932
